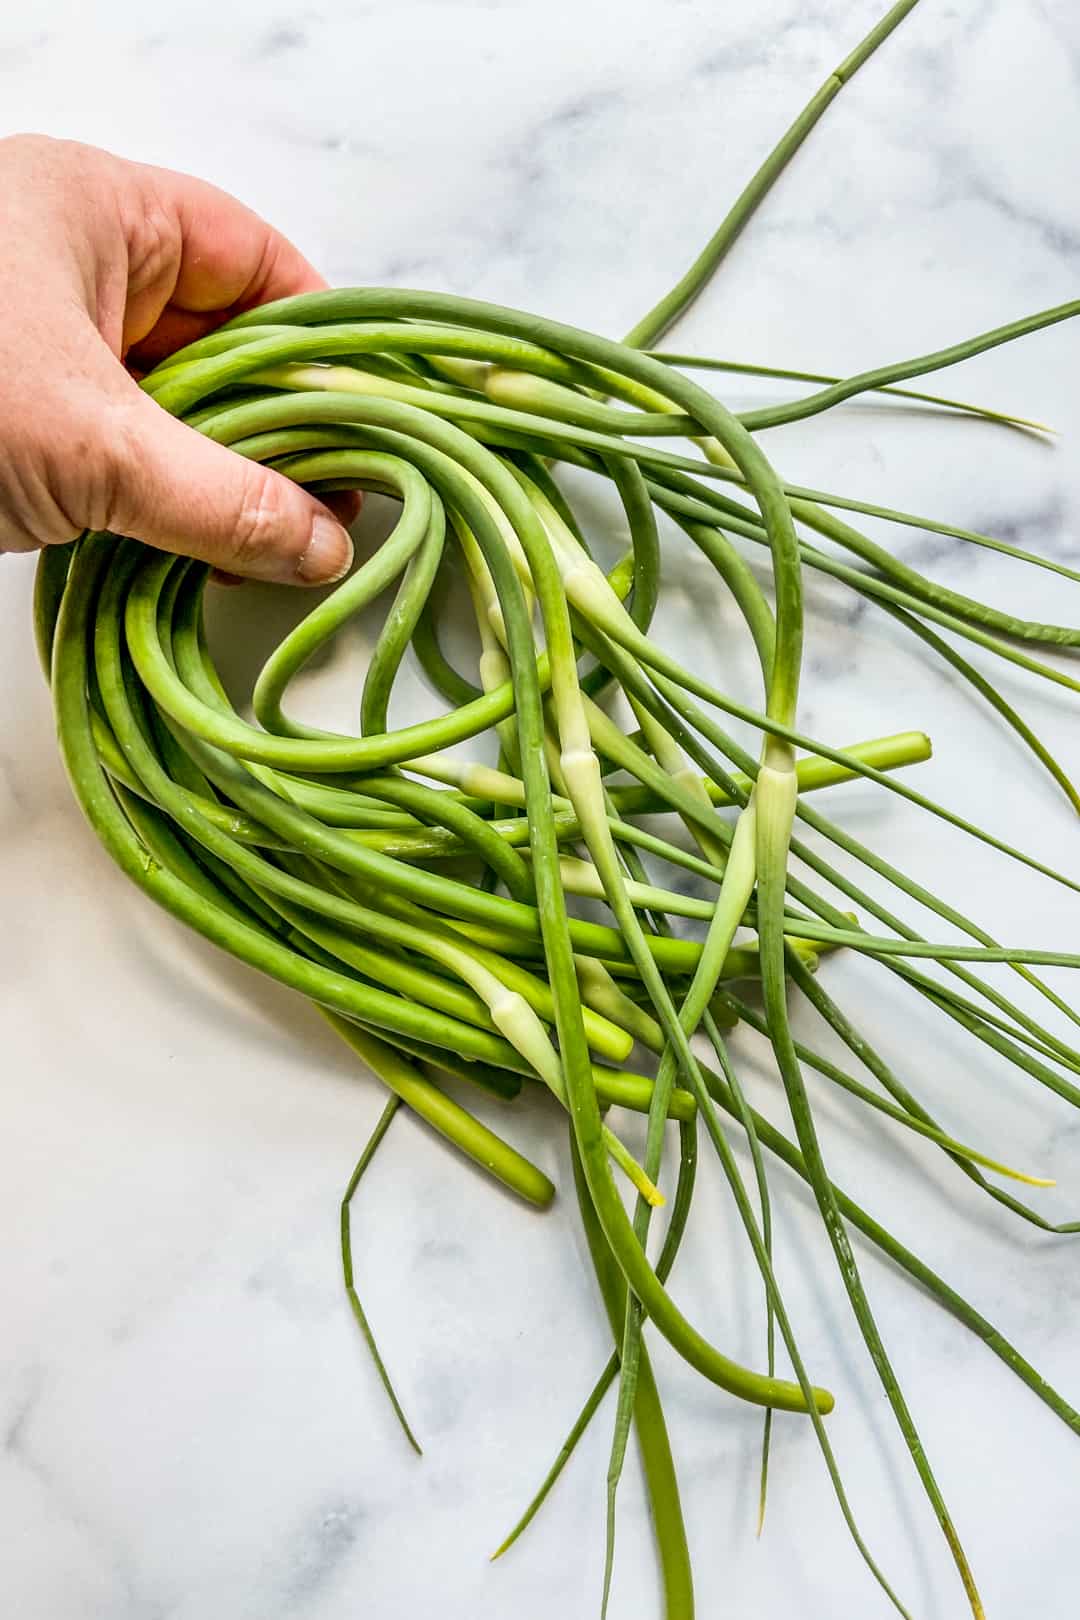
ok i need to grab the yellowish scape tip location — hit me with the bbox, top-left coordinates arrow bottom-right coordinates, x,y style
622,1158 -> 666,1206
951,1139 -> 1053,1187
980,1153 -> 1056,1187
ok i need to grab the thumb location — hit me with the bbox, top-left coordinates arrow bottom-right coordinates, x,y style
105,388 -> 354,586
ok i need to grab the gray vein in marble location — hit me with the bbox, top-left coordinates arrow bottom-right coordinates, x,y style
0,748 -> 25,812
968,494 -> 1071,555
254,25 -> 308,61
3,1366 -> 44,1457
283,1498 -> 366,1606
3,1383 -> 169,1620
493,88 -> 624,241
928,139 -> 1080,263
415,1235 -> 467,1267
694,36 -> 780,83
1032,0 -> 1080,68
963,163 -> 1080,263
694,0 -> 855,83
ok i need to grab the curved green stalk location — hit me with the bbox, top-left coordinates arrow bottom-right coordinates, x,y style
621,0 -> 924,347
647,350 -> 1052,435
571,1130 -> 695,1619
339,1095 -> 423,1453
737,299 -> 1080,435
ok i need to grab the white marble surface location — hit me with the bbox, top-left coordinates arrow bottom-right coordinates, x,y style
3,2 -> 1080,1616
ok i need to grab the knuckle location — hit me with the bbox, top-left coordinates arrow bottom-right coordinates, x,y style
88,396 -> 143,535
0,399 -> 98,546
0,132 -> 67,169
227,468 -> 287,569
126,189 -> 181,295
0,478 -> 52,552
0,132 -> 46,166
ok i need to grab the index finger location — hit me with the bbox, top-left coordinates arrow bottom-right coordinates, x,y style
135,160 -> 327,314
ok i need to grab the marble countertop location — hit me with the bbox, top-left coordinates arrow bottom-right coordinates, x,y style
3,3 -> 1080,1616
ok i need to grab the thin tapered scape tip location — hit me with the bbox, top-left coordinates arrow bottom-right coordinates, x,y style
981,1155 -> 1056,1188
1008,414 -> 1056,435
985,412 -> 1056,435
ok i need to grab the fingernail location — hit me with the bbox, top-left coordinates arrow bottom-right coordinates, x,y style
297,513 -> 354,584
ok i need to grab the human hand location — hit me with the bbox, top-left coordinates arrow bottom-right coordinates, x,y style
0,135 -> 354,585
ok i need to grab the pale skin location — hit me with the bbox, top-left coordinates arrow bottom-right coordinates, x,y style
0,134 -> 356,585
